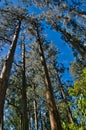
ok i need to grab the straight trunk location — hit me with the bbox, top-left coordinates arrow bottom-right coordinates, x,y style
54,66 -> 74,123
21,114 -> 23,130
0,20 -> 21,130
33,86 -> 38,130
21,37 -> 29,130
28,111 -> 31,130
33,100 -> 38,130
35,22 -> 63,130
60,87 -> 74,124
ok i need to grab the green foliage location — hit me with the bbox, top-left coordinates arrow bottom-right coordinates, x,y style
4,107 -> 21,130
0,0 -> 86,129
63,122 -> 84,130
68,68 -> 86,129
69,68 -> 86,96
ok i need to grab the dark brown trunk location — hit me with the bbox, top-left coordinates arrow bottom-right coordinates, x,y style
35,22 -> 63,130
54,66 -> 74,124
54,23 -> 86,59
0,20 -> 21,130
33,86 -> 38,130
21,37 -> 29,130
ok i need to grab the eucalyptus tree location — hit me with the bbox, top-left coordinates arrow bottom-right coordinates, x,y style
0,6 -> 27,130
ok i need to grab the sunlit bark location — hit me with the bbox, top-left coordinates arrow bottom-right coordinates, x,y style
0,20 -> 21,130
35,21 -> 63,130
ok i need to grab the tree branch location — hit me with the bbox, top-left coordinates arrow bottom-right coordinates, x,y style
0,35 -> 12,44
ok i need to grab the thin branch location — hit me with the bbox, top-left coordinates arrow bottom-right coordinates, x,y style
0,35 -> 12,44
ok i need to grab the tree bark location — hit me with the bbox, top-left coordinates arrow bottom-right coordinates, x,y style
33,100 -> 38,130
0,20 -> 21,130
21,37 -> 29,130
35,22 -> 63,130
60,87 -> 74,124
33,85 -> 38,130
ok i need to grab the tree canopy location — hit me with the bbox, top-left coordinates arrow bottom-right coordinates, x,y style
0,0 -> 86,130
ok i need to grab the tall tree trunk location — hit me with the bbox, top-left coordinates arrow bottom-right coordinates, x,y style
60,87 -> 74,124
33,100 -> 38,130
21,114 -> 23,130
21,37 -> 29,130
28,111 -> 31,130
0,20 -> 21,130
53,23 -> 86,59
33,86 -> 38,130
35,22 -> 63,130
54,65 -> 74,123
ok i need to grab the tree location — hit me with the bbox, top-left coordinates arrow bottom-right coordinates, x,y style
53,63 -> 74,124
21,0 -> 86,58
32,20 -> 62,130
4,68 -> 24,130
0,1 -> 86,129
70,59 -> 86,80
43,12 -> 86,58
69,68 -> 86,129
21,36 -> 29,130
43,42 -> 74,126
0,20 -> 21,130
33,84 -> 38,130
0,6 -> 27,129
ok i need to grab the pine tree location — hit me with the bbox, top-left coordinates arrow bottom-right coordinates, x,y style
33,20 -> 63,130
21,36 -> 29,130
0,7 -> 27,129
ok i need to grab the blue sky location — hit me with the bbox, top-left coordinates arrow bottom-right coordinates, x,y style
43,22 -> 74,81
0,0 -> 74,82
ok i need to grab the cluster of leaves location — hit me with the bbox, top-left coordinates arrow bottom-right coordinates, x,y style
68,68 -> 86,129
